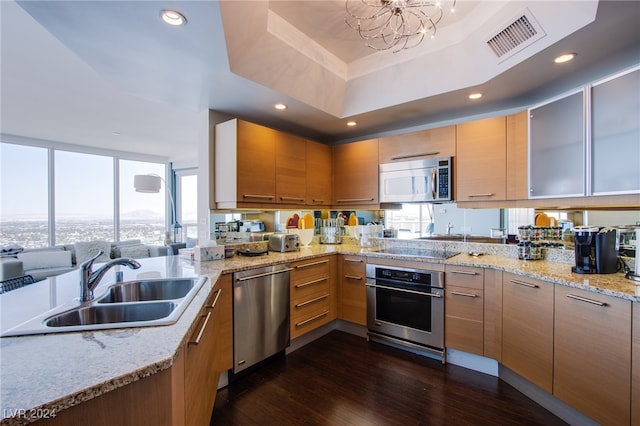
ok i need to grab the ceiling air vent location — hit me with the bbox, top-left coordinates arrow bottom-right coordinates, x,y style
486,11 -> 545,60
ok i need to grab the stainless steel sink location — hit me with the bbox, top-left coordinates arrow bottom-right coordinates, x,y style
45,302 -> 177,327
0,276 -> 208,337
97,278 -> 198,303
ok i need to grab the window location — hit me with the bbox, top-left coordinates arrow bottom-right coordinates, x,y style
0,144 -> 49,248
55,151 -> 114,245
0,141 -> 169,249
176,172 -> 198,243
385,204 -> 434,238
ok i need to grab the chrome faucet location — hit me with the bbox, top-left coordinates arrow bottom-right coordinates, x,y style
79,250 -> 141,302
447,222 -> 454,235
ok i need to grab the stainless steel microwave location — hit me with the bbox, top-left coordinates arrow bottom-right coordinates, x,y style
379,157 -> 452,203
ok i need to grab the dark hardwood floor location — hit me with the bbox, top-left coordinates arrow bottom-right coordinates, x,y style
211,331 -> 567,425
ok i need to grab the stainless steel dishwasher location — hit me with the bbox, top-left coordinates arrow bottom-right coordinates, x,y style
233,264 -> 292,373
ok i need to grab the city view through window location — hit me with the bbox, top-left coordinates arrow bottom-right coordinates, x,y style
0,142 -> 196,249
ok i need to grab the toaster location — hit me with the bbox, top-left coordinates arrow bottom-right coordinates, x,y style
268,233 -> 300,252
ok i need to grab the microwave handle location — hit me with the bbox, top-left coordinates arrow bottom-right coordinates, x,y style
431,168 -> 437,199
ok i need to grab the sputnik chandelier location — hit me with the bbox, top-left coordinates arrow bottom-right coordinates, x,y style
345,0 -> 457,52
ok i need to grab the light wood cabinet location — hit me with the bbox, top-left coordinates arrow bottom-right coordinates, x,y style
444,265 -> 484,356
633,302 -> 640,426
506,111 -> 529,200
214,118 -> 310,209
332,139 -> 379,207
213,274 -> 233,372
290,256 -> 335,339
338,255 -> 367,325
378,125 -> 455,164
184,286 -> 222,426
456,116 -> 507,202
554,286 -> 632,426
502,272 -> 554,393
275,132 -> 306,205
306,140 -> 332,206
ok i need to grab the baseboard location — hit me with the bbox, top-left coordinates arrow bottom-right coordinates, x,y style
445,348 -> 498,377
499,365 -> 597,426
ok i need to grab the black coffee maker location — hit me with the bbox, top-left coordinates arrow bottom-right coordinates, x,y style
572,226 -> 619,274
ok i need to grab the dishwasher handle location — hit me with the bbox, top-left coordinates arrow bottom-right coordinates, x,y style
235,267 -> 293,282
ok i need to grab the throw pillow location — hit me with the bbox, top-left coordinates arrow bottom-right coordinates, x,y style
75,240 -> 112,264
119,244 -> 150,259
18,250 -> 72,270
110,239 -> 142,258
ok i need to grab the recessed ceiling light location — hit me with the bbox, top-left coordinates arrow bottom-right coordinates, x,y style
554,53 -> 576,64
274,103 -> 287,110
161,10 -> 187,26
346,121 -> 357,127
468,93 -> 483,100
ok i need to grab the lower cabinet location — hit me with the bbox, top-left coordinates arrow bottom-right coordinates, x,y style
554,286 -> 632,426
339,255 -> 367,326
213,274 -> 233,372
290,256 -> 335,339
483,269 -> 502,362
502,272 -> 554,393
445,265 -> 484,356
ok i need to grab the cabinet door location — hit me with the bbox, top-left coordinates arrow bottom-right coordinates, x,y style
502,272 -> 554,393
275,132 -> 306,205
339,255 -> 367,325
445,265 -> 484,355
185,288 -> 221,426
236,120 -> 277,204
592,68 -> 640,195
483,269 -> 502,362
378,125 -> 455,164
306,140 -> 333,206
506,111 -> 529,200
333,139 -> 379,206
529,91 -> 584,198
554,286 -> 631,426
456,117 -> 507,201
213,274 -> 233,372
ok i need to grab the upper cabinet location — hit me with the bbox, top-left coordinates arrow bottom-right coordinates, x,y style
306,140 -> 332,206
591,67 -> 640,195
529,90 -> 585,199
456,116 -> 507,202
506,111 -> 529,201
333,139 -> 379,206
214,119 -> 310,209
378,125 -> 456,164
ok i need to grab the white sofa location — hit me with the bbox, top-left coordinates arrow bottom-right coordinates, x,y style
0,240 -> 168,283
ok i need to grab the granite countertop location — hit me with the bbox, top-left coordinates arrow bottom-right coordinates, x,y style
1,241 -> 638,424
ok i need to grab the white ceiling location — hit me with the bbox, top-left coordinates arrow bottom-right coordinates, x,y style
1,1 -> 639,167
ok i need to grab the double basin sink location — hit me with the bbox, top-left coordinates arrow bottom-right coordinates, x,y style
2,277 -> 208,337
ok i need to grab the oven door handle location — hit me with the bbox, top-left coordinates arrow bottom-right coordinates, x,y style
366,283 -> 442,298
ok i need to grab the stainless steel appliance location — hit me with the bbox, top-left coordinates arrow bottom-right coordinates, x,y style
366,263 -> 445,358
379,157 -> 452,203
268,233 -> 300,252
233,264 -> 292,373
572,226 -> 619,274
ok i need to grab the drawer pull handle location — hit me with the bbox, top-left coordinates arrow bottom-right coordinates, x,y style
312,199 -> 326,204
335,198 -> 374,203
295,277 -> 328,288
189,311 -> 212,345
344,258 -> 364,263
295,294 -> 329,308
345,275 -> 363,280
296,311 -> 329,327
510,279 -> 538,289
206,289 -> 222,310
566,294 -> 607,307
391,152 -> 440,161
295,259 -> 329,269
467,193 -> 495,198
450,291 -> 478,298
280,196 -> 305,202
242,194 -> 275,200
450,270 -> 479,276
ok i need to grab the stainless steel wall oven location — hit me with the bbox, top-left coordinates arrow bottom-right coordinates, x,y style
366,263 -> 444,358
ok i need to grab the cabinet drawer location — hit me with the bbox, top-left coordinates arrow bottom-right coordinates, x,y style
446,285 -> 483,321
291,275 -> 330,299
291,303 -> 332,339
291,258 -> 330,282
292,292 -> 331,320
341,256 -> 365,278
445,265 -> 483,290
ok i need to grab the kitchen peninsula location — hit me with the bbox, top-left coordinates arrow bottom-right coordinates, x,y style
1,241 -> 638,425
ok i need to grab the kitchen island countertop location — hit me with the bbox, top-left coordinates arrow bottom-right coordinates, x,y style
1,243 -> 637,425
